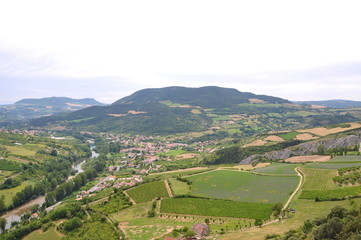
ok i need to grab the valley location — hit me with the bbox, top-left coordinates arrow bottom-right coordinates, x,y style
1,87 -> 361,240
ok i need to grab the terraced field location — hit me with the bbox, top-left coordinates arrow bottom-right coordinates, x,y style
126,181 -> 169,204
186,170 -> 299,203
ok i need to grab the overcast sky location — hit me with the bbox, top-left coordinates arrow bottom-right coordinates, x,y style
1,0 -> 361,104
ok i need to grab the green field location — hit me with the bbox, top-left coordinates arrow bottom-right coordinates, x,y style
146,168 -> 210,181
160,198 -> 273,220
126,181 -> 169,203
0,180 -> 35,206
300,185 -> 361,200
4,145 -> 36,156
278,131 -> 299,140
300,168 -> 339,190
304,162 -> 361,169
169,178 -> 190,195
186,170 -> 299,203
329,155 -> 361,162
253,163 -> 299,175
23,227 -> 63,240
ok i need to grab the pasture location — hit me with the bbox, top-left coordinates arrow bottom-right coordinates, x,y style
23,227 -> 63,240
0,180 -> 35,206
126,181 -> 169,203
160,198 -> 273,220
168,178 -> 190,195
4,145 -> 36,157
186,170 -> 299,203
278,131 -> 299,140
253,163 -> 299,175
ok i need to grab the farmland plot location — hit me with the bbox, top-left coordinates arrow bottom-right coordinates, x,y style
300,168 -> 338,190
253,163 -> 299,175
126,181 -> 169,204
160,198 -> 273,220
186,170 -> 299,203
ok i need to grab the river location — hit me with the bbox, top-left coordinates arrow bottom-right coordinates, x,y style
1,144 -> 98,230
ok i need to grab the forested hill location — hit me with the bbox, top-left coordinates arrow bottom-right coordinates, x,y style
114,86 -> 290,108
0,97 -> 105,122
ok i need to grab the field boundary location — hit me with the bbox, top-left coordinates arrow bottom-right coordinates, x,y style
164,179 -> 173,197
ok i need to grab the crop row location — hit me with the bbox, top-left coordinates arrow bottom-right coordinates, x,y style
160,198 -> 273,220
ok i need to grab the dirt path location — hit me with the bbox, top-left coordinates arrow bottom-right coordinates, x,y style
164,179 -> 173,197
282,167 -> 303,212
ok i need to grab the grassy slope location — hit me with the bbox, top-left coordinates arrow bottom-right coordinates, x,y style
23,227 -> 63,240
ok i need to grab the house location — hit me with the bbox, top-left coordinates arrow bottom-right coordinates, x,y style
192,223 -> 210,237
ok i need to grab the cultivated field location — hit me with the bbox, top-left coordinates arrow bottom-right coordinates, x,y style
298,122 -> 361,136
329,155 -> 361,162
253,163 -> 299,175
264,135 -> 285,142
243,139 -> 267,147
4,145 -> 37,157
295,133 -> 318,140
300,185 -> 361,200
300,168 -> 339,190
186,170 -> 299,203
304,162 -> 361,169
126,181 -> 169,203
284,155 -> 331,163
160,198 -> 273,220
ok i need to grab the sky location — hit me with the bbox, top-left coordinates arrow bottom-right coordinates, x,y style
1,0 -> 361,104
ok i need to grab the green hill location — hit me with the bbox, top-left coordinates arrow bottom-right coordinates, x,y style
0,97 -> 105,122
27,86 -> 360,135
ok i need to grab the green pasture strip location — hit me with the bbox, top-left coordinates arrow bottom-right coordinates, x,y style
168,178 -> 190,196
160,198 -> 273,220
126,181 -> 169,204
300,185 -> 361,200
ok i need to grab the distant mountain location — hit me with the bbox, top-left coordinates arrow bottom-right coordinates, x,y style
115,86 -> 289,107
0,97 -> 105,122
293,100 -> 361,108
28,86 -> 360,135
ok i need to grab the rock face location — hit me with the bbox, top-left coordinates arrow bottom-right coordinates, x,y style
240,134 -> 361,164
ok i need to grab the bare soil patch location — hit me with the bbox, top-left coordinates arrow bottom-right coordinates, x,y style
298,123 -> 361,136
128,110 -> 147,114
243,139 -> 267,147
295,133 -> 318,141
284,155 -> 331,163
108,113 -> 126,117
264,135 -> 285,142
176,153 -> 197,159
220,163 -> 271,171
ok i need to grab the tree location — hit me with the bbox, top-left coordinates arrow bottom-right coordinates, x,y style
0,217 -> 6,232
63,217 -> 82,232
254,219 -> 263,228
272,202 -> 283,216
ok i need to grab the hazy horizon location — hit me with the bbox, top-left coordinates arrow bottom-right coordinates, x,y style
1,0 -> 361,104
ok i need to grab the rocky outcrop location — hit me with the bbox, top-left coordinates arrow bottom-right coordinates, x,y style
240,134 -> 361,164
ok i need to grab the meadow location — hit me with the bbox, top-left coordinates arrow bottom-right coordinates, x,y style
253,163 -> 299,175
186,170 -> 299,203
23,227 -> 63,240
278,131 -> 299,140
160,198 -> 273,220
168,178 -> 190,195
126,181 -> 169,203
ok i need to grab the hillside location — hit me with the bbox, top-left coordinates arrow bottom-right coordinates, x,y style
294,99 -> 361,108
0,97 -> 105,122
28,86 -> 361,135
